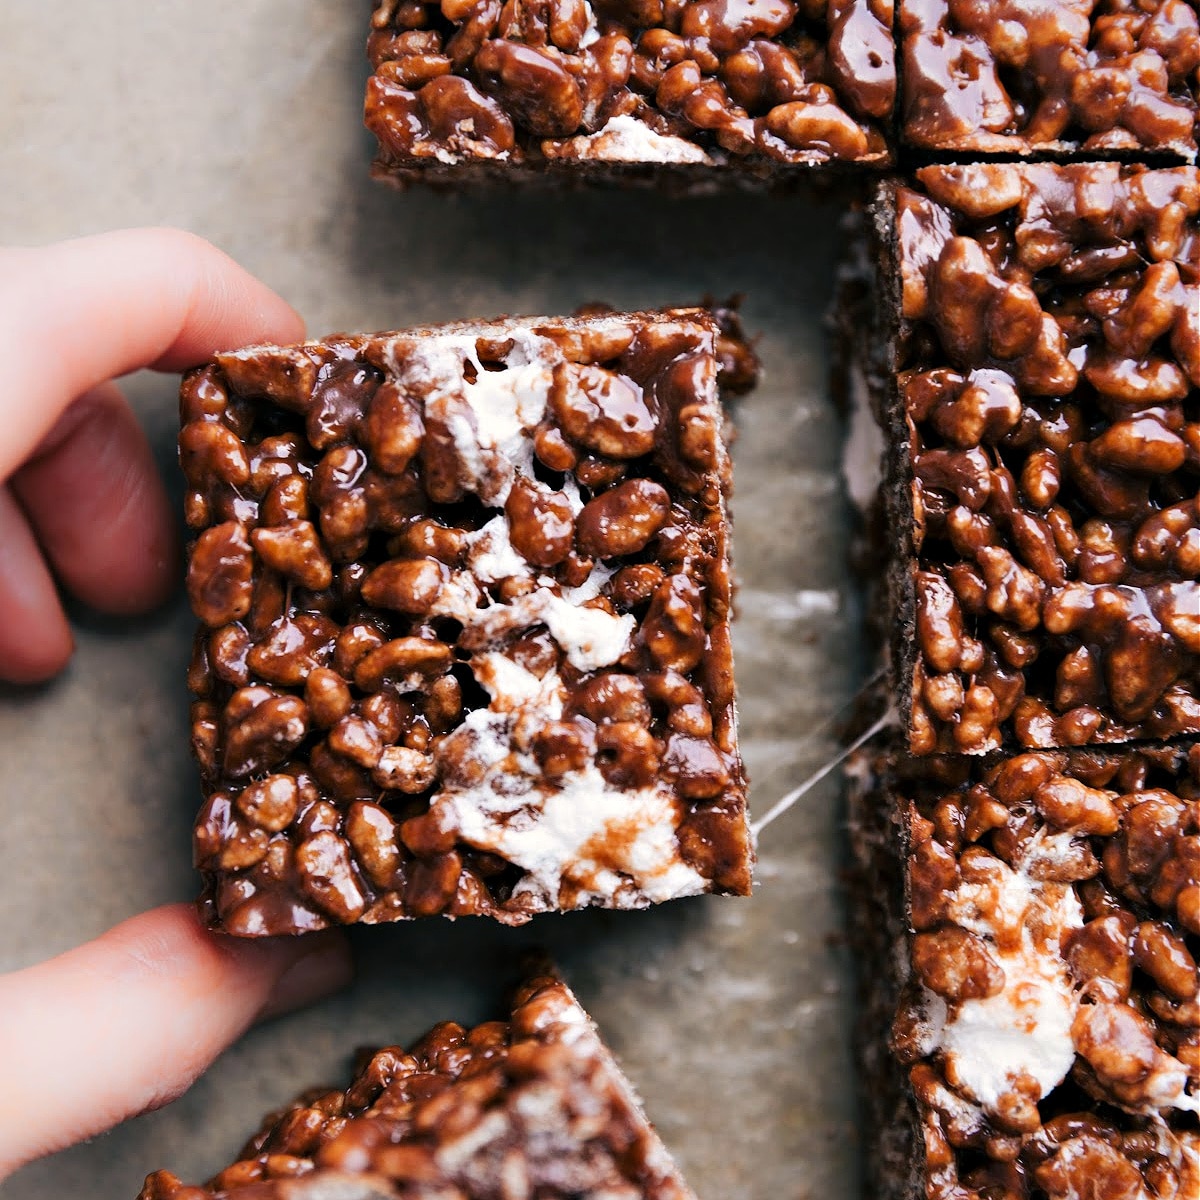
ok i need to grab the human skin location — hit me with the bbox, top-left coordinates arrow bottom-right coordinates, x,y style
0,229 -> 353,1179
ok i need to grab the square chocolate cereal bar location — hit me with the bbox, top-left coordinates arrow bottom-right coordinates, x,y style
844,163 -> 1200,755
181,309 -> 755,934
364,0 -> 896,184
900,0 -> 1200,160
139,968 -> 699,1199
848,740 -> 1200,1200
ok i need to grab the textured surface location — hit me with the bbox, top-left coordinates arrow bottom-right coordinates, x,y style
365,0 -> 896,181
899,0 -> 1200,159
140,972 -> 698,1199
183,312 -> 753,933
863,164 -> 1200,757
849,742 -> 1200,1200
0,3 -> 862,1199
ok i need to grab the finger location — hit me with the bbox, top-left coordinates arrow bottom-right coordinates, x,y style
0,485 -> 73,683
0,904 -> 353,1177
12,382 -> 178,615
0,228 -> 305,482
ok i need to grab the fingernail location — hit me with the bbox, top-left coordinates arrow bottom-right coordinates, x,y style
259,932 -> 354,1020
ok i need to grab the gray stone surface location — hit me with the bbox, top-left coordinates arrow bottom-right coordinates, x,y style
0,3 -> 865,1198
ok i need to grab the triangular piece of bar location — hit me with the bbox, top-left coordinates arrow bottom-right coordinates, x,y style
139,970 -> 697,1200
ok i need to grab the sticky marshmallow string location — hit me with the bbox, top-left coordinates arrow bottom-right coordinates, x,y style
751,690 -> 896,838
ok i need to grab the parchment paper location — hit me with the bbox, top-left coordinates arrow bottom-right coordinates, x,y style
0,4 -> 866,1197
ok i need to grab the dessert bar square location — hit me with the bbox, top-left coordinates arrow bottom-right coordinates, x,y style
139,969 -> 698,1199
899,0 -> 1200,160
364,0 -> 896,185
181,309 -> 755,935
848,740 -> 1200,1200
848,162 -> 1199,755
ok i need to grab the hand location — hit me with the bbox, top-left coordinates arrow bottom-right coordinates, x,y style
0,229 -> 353,1178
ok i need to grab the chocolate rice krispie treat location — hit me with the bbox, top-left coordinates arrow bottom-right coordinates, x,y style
138,970 -> 698,1200
899,0 -> 1200,160
181,308 -> 756,935
364,0 -> 896,185
848,740 -> 1200,1200
840,162 -> 1200,756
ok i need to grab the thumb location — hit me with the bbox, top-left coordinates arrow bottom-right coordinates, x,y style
0,903 -> 352,1178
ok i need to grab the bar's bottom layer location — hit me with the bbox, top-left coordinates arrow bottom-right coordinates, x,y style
369,155 -> 887,194
138,971 -> 695,1200
848,740 -> 1200,1200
